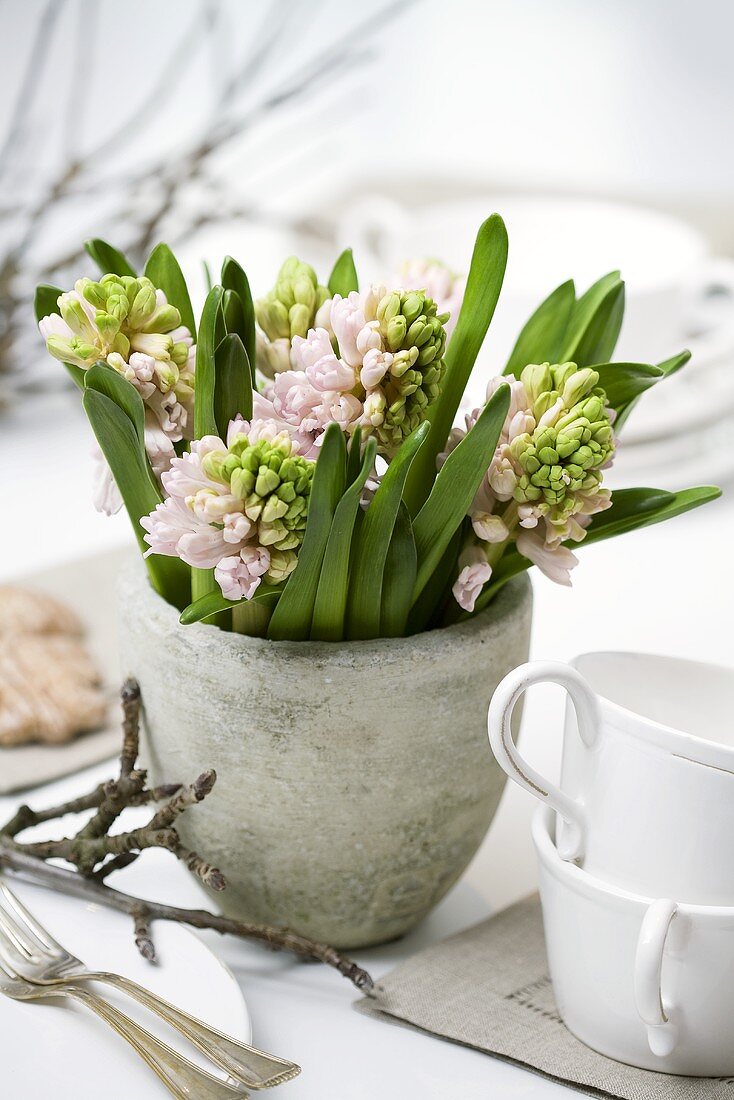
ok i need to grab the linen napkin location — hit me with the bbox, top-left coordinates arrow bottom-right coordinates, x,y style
357,894 -> 734,1099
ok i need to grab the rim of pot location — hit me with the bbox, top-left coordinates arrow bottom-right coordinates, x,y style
120,557 -> 532,664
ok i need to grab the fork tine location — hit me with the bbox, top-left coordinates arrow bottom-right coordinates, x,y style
0,905 -> 37,960
0,888 -> 47,958
0,921 -> 35,971
0,882 -> 62,955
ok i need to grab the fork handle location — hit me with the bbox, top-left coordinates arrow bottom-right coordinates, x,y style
93,972 -> 299,1089
58,985 -> 249,1099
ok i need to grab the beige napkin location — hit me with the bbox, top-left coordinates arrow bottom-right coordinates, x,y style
357,895 -> 734,1099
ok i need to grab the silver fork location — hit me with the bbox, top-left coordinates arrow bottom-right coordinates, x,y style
0,883 -> 300,1091
0,950 -> 250,1099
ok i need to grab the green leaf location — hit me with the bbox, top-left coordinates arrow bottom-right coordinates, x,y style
380,503 -> 417,638
560,272 -> 624,365
82,388 -> 189,609
579,485 -> 721,547
84,239 -> 136,278
471,484 -> 720,614
612,349 -> 692,433
222,286 -> 245,336
657,349 -> 691,380
403,214 -> 509,514
144,243 -> 196,337
328,248 -> 359,296
345,425 -> 365,486
192,288 -> 235,607
180,584 -> 283,625
214,333 -> 252,434
84,362 -> 147,454
63,363 -> 87,389
194,285 -> 224,439
191,568 -> 218,604
411,383 -> 511,603
34,284 -> 62,322
221,257 -> 256,383
407,524 -> 464,634
346,422 -> 429,640
592,362 -> 664,410
267,424 -> 347,641
504,279 -> 575,375
310,436 -> 377,641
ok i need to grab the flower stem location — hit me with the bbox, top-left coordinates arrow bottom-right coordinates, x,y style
231,599 -> 270,637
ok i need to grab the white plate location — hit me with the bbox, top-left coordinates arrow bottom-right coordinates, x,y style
0,879 -> 251,1099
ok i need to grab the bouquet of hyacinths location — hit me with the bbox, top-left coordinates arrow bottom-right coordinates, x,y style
36,219 -> 720,641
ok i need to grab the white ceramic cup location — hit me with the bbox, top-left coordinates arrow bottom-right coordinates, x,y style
533,805 -> 734,1075
488,652 -> 734,903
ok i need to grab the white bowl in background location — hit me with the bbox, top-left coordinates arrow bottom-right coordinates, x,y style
338,193 -> 734,408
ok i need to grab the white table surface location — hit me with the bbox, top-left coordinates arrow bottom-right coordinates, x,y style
3,392 -> 734,1097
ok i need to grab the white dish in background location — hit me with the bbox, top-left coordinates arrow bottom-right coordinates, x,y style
0,878 -> 250,1099
338,193 -> 729,356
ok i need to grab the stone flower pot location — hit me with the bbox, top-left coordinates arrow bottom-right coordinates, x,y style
118,564 -> 532,948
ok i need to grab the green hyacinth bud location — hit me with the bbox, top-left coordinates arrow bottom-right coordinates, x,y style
509,360 -> 615,510
45,334 -> 97,368
256,299 -> 290,341
521,362 -> 554,404
288,303 -> 312,340
371,288 -> 448,456
79,279 -> 108,312
206,433 -> 315,555
141,303 -> 181,334
94,312 -> 121,345
128,281 -> 158,328
256,256 -> 330,343
170,341 -> 191,367
59,296 -> 98,341
266,548 -> 298,584
560,367 -> 599,409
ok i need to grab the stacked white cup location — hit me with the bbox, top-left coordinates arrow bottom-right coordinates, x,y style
488,651 -> 734,1075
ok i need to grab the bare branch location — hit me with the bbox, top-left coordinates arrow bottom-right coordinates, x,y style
0,841 -> 374,991
132,903 -> 156,962
0,0 -> 65,176
119,678 -> 141,778
0,678 -> 373,992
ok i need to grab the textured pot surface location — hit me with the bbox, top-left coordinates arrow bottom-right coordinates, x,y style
118,565 -> 532,948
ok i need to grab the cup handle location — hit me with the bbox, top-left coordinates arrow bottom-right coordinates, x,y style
634,898 -> 678,1057
487,661 -> 600,859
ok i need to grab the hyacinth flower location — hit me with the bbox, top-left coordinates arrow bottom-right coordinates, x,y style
262,282 -> 449,459
387,258 -> 466,338
447,363 -> 618,610
39,268 -> 196,513
37,223 -> 721,640
142,416 -> 315,602
255,256 -> 331,378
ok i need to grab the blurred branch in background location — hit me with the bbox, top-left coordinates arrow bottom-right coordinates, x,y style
0,0 -> 414,402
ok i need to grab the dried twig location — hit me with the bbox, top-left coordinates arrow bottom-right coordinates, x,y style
0,0 -> 416,396
0,681 -> 373,993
